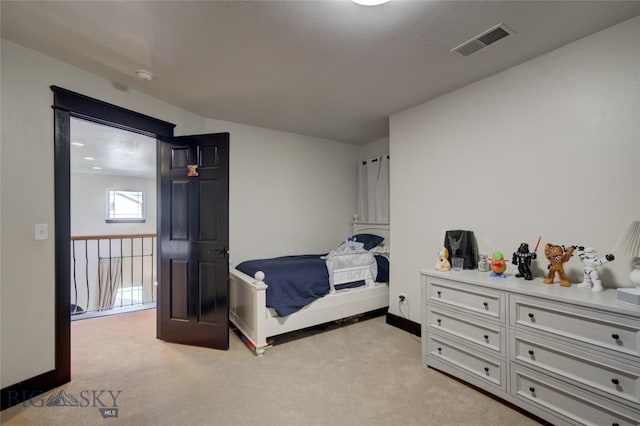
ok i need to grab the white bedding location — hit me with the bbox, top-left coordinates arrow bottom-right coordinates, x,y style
323,240 -> 377,292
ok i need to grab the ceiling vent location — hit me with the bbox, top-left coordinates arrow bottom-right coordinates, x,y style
450,23 -> 513,57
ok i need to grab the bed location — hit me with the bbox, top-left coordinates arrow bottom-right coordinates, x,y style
229,222 -> 390,355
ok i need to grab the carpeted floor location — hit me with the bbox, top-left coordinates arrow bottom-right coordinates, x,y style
1,309 -> 541,425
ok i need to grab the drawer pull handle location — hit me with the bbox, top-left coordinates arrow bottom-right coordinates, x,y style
529,386 -> 535,393
612,423 -> 619,426
483,334 -> 489,340
528,350 -> 534,356
611,378 -> 619,385
611,333 -> 620,340
437,319 -> 442,324
437,347 -> 442,352
484,367 -> 489,373
437,291 -> 442,297
483,302 -> 489,308
528,313 -> 535,319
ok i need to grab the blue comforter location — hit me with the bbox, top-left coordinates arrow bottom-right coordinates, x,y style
236,254 -> 388,317
236,255 -> 331,317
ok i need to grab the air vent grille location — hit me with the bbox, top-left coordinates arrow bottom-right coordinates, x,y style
451,23 -> 513,56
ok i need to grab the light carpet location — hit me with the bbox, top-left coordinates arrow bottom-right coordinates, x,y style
1,309 -> 542,425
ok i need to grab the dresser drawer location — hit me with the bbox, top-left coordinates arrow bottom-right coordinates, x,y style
427,306 -> 505,356
512,331 -> 640,407
511,295 -> 640,360
512,366 -> 640,426
427,334 -> 506,391
428,277 -> 504,323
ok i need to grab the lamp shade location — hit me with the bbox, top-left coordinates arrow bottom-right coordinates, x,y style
615,221 -> 640,305
615,221 -> 640,257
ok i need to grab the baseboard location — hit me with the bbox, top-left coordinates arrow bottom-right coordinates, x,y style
1,369 -> 64,410
386,312 -> 421,337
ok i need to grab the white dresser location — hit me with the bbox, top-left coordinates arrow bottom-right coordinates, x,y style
421,270 -> 640,426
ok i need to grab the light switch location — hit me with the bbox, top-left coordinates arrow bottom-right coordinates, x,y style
35,224 -> 48,240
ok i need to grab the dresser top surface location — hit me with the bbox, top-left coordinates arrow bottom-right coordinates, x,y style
421,269 -> 640,318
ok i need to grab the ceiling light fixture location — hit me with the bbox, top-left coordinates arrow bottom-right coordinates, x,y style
92,166 -> 102,170
71,141 -> 84,147
352,0 -> 390,6
83,157 -> 95,161
135,69 -> 154,81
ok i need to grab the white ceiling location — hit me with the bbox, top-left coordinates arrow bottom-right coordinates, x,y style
70,118 -> 156,178
2,1 -> 640,144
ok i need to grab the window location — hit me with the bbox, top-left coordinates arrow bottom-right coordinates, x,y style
106,189 -> 145,223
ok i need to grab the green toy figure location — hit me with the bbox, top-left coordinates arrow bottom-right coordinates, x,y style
488,251 -> 508,278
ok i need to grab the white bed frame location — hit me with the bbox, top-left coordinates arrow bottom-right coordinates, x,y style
229,222 -> 389,355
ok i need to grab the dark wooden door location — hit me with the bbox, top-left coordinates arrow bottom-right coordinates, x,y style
157,132 -> 229,349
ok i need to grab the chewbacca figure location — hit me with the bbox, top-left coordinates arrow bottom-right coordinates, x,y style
512,243 -> 537,281
543,243 -> 576,286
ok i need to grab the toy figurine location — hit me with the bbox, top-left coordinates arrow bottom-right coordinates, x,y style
435,247 -> 451,271
488,251 -> 508,278
512,240 -> 538,281
543,243 -> 576,286
576,246 -> 614,292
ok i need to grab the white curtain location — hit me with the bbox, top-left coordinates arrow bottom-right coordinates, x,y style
357,155 -> 390,223
98,258 -> 122,311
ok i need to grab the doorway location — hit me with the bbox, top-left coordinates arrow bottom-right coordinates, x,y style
2,86 -> 231,410
50,86 -> 177,396
69,117 -> 158,320
49,86 -> 228,398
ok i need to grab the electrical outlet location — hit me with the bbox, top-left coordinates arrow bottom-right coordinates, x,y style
35,224 -> 48,240
398,293 -> 406,303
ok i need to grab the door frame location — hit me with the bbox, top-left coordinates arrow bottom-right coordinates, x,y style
0,86 -> 176,409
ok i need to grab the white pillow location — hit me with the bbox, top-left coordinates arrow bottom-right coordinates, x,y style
371,245 -> 389,255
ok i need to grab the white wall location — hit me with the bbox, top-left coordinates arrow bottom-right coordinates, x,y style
71,173 -> 156,235
1,39 -> 359,388
357,137 -> 389,162
389,16 -> 640,323
205,118 -> 359,265
70,173 -> 158,311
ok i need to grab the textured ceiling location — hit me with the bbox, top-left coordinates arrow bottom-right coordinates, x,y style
70,118 -> 156,178
3,1 -> 640,144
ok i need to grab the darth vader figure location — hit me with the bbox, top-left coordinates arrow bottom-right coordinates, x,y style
512,243 -> 537,280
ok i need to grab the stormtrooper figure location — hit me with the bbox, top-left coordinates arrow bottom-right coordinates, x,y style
576,246 -> 614,292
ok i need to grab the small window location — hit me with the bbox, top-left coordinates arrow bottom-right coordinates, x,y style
106,190 -> 145,223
